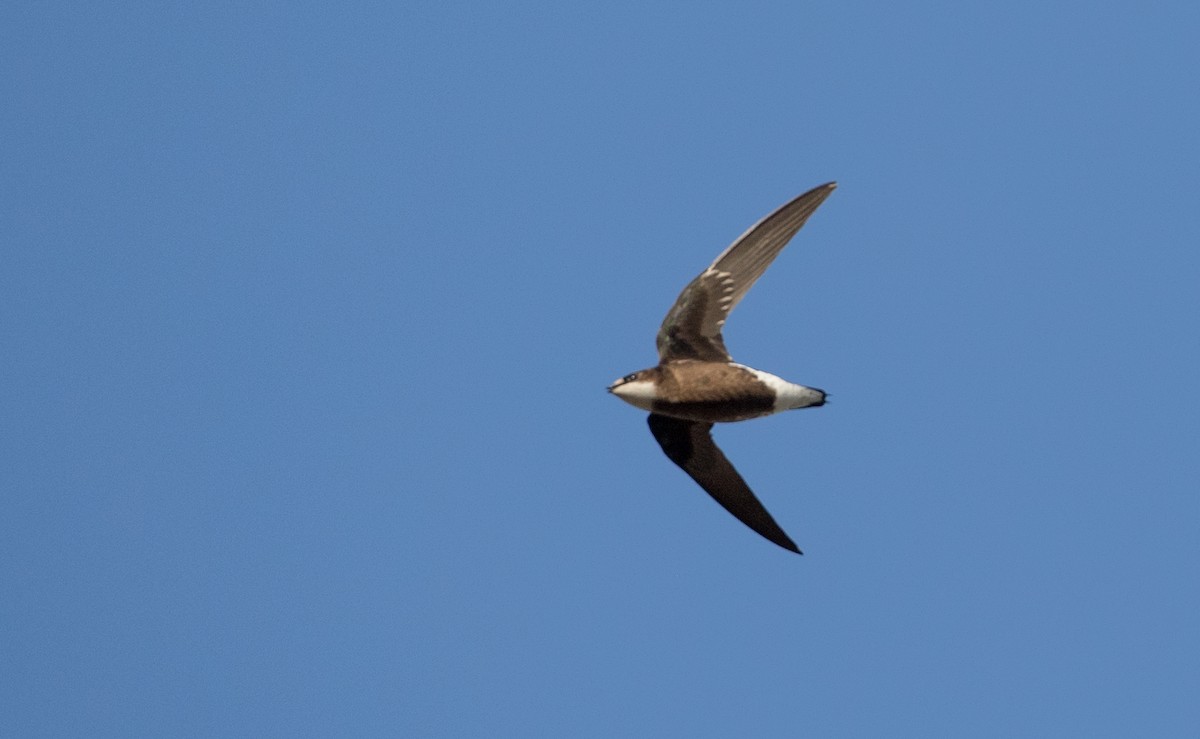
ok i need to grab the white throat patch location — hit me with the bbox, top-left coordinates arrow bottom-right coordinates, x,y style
610,379 -> 658,411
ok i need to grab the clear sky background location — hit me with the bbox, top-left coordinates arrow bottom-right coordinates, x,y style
3,2 -> 1198,736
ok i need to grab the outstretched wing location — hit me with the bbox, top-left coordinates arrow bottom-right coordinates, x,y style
647,413 -> 801,554
656,182 -> 837,362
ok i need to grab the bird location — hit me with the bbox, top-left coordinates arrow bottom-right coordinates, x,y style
608,182 -> 837,554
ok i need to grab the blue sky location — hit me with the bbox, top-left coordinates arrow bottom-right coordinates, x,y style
3,2 -> 1198,736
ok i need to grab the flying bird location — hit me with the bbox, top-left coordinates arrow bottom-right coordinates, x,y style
608,182 -> 836,554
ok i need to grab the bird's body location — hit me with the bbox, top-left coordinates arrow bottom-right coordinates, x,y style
608,182 -> 837,554
611,361 -> 824,423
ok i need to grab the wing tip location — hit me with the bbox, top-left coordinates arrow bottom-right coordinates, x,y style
809,181 -> 838,199
777,537 -> 804,555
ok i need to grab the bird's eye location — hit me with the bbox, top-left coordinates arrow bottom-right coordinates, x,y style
624,373 -> 638,383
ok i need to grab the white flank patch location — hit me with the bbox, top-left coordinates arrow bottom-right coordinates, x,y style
610,379 -> 659,412
741,366 -> 825,413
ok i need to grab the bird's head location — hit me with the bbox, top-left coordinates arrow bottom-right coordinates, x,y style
607,368 -> 661,411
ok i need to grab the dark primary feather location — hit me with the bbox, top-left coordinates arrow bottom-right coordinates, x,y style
647,413 -> 802,554
656,182 -> 837,363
